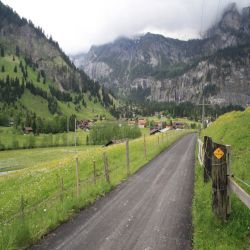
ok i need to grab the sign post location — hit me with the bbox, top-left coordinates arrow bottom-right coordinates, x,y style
211,142 -> 230,220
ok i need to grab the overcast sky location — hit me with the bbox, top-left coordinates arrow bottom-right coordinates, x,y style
2,0 -> 250,54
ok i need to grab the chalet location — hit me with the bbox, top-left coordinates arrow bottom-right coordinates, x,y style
172,122 -> 185,129
160,126 -> 172,133
150,128 -> 160,135
155,121 -> 163,129
105,139 -> 126,147
77,120 -> 93,130
24,127 -> 33,134
138,119 -> 147,128
128,120 -> 136,126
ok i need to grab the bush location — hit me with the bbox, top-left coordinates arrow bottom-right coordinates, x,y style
191,123 -> 197,129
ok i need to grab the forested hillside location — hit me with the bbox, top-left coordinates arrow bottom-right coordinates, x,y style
0,1 -> 115,133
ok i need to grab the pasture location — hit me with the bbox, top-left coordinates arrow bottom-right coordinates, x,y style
0,129 -> 192,249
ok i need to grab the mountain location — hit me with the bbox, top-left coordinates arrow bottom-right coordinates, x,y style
73,3 -> 250,107
0,1 -> 115,130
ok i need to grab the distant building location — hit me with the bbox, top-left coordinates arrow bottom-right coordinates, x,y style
150,128 -> 160,135
155,121 -> 164,129
24,127 -> 33,134
160,126 -> 172,133
77,120 -> 93,130
172,122 -> 186,129
138,119 -> 147,128
105,139 -> 126,147
128,120 -> 136,126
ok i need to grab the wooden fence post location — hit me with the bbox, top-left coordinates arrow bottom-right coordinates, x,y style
226,145 -> 231,215
144,134 -> 147,159
93,160 -> 96,184
161,133 -> 163,143
126,139 -> 130,176
203,136 -> 212,182
103,152 -> 110,183
20,195 -> 25,220
157,135 -> 160,145
211,142 -> 229,220
75,157 -> 80,198
60,177 -> 64,202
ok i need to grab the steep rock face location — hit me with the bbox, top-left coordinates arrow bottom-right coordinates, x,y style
73,3 -> 250,106
151,47 -> 250,106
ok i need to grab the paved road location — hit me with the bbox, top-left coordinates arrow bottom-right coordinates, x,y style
32,133 -> 197,250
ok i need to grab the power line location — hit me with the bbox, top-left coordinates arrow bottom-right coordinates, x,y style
200,0 -> 206,36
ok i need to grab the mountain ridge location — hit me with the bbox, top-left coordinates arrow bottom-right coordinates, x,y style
73,3 -> 250,107
0,0 -> 115,131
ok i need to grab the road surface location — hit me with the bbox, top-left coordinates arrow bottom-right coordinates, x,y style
31,133 -> 196,250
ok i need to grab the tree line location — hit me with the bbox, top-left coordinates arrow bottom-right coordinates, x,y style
89,123 -> 141,145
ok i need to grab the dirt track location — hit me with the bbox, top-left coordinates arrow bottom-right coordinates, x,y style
31,133 -> 196,250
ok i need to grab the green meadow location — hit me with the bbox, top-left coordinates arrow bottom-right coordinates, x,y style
0,129 -> 192,249
0,126 -> 88,153
193,108 -> 250,250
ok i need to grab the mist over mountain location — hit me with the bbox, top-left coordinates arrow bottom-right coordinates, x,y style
73,3 -> 250,107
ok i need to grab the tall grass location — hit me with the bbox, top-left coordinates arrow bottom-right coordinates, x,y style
193,108 -> 250,249
0,130 -> 191,249
193,153 -> 250,250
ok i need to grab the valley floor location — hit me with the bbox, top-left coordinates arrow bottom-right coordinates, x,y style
31,134 -> 196,250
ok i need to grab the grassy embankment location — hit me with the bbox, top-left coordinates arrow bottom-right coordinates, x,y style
0,129 -> 192,249
193,108 -> 250,250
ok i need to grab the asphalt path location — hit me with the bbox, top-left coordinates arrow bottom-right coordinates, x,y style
31,133 -> 197,250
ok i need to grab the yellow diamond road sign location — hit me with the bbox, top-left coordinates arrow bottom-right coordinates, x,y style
214,147 -> 224,159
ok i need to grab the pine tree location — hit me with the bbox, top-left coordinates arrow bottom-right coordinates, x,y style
0,47 -> 4,57
16,45 -> 20,57
1,65 -> 5,72
37,72 -> 40,82
14,65 -> 17,73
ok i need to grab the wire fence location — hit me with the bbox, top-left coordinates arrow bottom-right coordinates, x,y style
197,136 -> 250,218
0,130 -> 189,243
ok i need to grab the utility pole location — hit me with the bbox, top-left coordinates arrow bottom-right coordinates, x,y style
198,96 -> 211,129
202,97 -> 205,129
74,118 -> 77,150
67,116 -> 69,146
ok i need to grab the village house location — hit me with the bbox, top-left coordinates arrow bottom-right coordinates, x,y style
172,122 -> 186,129
128,120 -> 136,126
138,119 -> 147,128
155,121 -> 164,130
150,128 -> 160,135
77,120 -> 93,131
23,127 -> 33,134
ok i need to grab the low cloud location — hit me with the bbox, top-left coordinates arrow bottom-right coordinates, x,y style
2,0 -> 250,54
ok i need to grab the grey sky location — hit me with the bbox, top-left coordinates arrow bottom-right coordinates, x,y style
2,0 -> 250,54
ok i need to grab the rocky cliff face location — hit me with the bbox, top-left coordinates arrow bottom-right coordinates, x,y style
73,3 -> 250,106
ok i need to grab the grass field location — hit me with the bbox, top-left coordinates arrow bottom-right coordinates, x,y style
193,108 -> 250,250
0,145 -> 94,172
0,129 -> 192,249
0,126 -> 88,153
